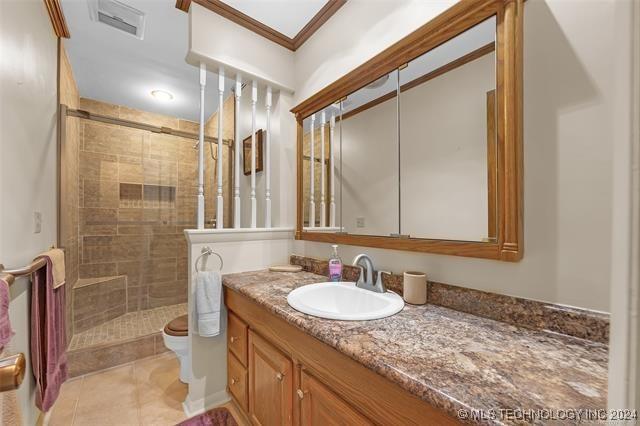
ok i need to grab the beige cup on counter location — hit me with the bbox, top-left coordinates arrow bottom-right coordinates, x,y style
403,271 -> 427,305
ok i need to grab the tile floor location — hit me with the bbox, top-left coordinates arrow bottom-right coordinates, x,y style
50,352 -> 246,426
69,304 -> 187,350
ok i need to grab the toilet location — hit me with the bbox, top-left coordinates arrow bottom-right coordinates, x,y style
162,315 -> 190,383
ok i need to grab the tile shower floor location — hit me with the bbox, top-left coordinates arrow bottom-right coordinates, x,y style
69,303 -> 187,350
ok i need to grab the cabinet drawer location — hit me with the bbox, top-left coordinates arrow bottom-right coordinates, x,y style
228,352 -> 248,412
228,311 -> 248,366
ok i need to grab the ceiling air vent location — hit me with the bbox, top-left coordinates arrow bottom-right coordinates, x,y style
88,0 -> 146,40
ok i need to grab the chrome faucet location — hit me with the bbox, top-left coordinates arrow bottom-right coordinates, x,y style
352,254 -> 388,293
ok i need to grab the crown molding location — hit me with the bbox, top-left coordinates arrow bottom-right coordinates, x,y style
177,0 -> 346,51
176,0 -> 192,12
292,0 -> 346,49
44,0 -> 70,38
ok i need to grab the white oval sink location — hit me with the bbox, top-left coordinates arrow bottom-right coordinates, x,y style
287,282 -> 404,321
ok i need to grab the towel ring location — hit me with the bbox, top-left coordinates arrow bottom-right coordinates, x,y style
195,246 -> 223,273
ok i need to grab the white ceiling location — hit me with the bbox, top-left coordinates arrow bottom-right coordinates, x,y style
222,0 -> 328,38
61,0 -> 233,122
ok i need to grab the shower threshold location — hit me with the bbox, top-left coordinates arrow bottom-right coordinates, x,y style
67,303 -> 187,377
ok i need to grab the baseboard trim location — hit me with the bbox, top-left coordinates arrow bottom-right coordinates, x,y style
182,389 -> 231,418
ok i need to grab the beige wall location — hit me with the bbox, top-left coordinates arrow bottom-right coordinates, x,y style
0,1 -> 59,423
293,0 -> 634,312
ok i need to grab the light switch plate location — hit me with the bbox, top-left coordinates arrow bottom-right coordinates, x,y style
356,217 -> 365,228
34,212 -> 42,234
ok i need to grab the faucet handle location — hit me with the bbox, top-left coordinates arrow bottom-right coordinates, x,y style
375,270 -> 391,292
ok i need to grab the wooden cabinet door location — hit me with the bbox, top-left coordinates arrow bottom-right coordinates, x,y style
300,370 -> 372,426
248,330 -> 293,426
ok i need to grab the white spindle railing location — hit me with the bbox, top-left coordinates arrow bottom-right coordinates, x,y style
216,67 -> 224,229
197,64 -> 206,230
265,86 -> 272,228
250,80 -> 257,228
329,112 -> 336,228
320,111 -> 326,227
196,68 -> 279,231
234,74 -> 242,228
309,113 -> 316,227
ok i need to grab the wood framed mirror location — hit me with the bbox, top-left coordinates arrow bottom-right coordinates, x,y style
292,0 -> 523,261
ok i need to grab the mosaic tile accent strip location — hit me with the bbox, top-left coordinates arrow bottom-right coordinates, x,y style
289,254 -> 609,343
69,303 -> 187,350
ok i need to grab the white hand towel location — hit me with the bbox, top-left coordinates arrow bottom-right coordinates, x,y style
196,270 -> 222,337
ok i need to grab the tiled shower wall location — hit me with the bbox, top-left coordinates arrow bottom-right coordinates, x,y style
73,97 -> 233,332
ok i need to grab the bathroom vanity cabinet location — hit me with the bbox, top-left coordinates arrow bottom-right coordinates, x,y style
224,288 -> 458,426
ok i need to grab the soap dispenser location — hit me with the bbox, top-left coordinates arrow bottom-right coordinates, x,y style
328,245 -> 342,282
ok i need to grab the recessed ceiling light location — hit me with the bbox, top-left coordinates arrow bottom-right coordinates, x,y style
151,90 -> 173,101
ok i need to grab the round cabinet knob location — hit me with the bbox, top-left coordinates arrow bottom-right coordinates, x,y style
276,372 -> 283,381
230,336 -> 237,343
297,389 -> 305,399
231,378 -> 237,385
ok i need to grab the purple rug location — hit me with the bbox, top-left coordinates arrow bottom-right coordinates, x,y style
177,407 -> 238,426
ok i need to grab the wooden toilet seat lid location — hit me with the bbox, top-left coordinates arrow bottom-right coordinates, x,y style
164,315 -> 188,336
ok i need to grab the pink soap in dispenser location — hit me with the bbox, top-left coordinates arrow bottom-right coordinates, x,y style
328,245 -> 342,282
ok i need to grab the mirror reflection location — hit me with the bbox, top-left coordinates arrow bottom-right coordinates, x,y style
301,17 -> 498,243
339,69 -> 399,236
302,103 -> 341,230
399,16 -> 497,242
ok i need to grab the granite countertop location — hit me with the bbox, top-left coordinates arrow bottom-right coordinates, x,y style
223,270 -> 608,425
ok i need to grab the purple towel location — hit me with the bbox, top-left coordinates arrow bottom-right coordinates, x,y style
31,256 -> 67,412
0,276 -> 13,351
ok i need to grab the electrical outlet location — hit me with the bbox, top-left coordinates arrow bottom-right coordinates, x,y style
34,212 -> 42,234
356,216 -> 365,228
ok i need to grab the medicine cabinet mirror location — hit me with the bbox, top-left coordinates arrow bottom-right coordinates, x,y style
293,0 -> 523,261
